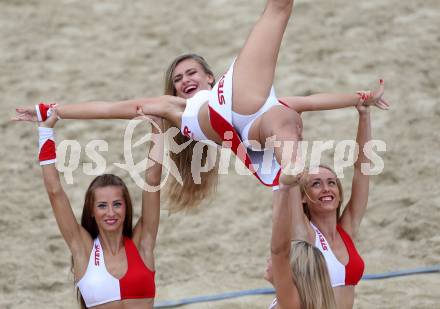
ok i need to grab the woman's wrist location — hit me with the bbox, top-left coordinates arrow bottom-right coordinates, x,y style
358,107 -> 370,116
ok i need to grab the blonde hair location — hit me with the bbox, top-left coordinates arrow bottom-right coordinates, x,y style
299,164 -> 344,221
290,240 -> 337,309
164,54 -> 219,212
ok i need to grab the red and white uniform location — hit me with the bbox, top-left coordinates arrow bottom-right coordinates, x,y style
76,237 -> 155,308
311,223 -> 365,287
181,62 -> 291,187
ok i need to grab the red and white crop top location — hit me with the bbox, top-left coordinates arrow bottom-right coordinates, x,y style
311,223 -> 365,287
76,237 -> 155,307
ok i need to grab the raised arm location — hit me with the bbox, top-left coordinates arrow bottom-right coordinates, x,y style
38,110 -> 91,265
132,109 -> 164,271
339,105 -> 372,238
271,184 -> 302,309
13,95 -> 181,122
279,80 -> 389,113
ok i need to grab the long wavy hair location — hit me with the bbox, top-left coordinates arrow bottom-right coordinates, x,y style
73,174 -> 134,309
299,165 -> 344,221
164,53 -> 219,212
290,240 -> 337,309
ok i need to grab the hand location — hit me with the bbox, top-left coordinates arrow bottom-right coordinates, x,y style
136,107 -> 164,131
279,170 -> 304,188
279,156 -> 305,187
12,106 -> 38,122
357,79 -> 390,110
40,105 -> 60,128
355,103 -> 370,113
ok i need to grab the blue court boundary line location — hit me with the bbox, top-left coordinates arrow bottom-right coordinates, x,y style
154,265 -> 440,308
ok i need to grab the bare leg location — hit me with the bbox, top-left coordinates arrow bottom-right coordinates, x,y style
232,0 -> 294,115
256,106 -> 303,179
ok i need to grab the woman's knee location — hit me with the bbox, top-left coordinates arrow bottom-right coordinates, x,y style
273,122 -> 301,141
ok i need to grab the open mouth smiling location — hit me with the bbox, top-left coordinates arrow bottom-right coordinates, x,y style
183,85 -> 197,94
104,219 -> 118,225
319,195 -> 334,202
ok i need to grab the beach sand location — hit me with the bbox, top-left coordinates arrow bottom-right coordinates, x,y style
1,0 -> 439,308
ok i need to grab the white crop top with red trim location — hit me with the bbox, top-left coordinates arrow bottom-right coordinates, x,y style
76,237 -> 155,307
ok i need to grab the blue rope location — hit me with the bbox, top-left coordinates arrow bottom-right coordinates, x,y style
361,264 -> 440,280
154,288 -> 274,308
153,265 -> 440,308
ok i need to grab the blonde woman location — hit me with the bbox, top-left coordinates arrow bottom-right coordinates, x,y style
279,103 -> 373,309
267,180 -> 336,309
14,0 -> 388,211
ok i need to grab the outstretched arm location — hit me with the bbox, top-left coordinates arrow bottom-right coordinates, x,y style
339,105 -> 372,238
13,95 -> 181,122
279,80 -> 389,113
38,110 -> 91,260
271,184 -> 302,309
132,109 -> 164,271
55,97 -> 169,119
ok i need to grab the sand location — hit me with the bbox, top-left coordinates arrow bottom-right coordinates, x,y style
1,0 -> 439,308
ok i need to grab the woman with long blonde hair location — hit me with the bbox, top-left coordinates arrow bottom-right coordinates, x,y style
274,102 -> 375,309
267,180 -> 336,309
14,0 -> 388,212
